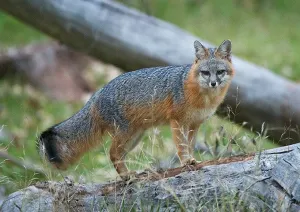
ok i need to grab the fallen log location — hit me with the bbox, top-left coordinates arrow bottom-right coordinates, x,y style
0,0 -> 299,144
0,42 -> 92,101
2,144 -> 300,211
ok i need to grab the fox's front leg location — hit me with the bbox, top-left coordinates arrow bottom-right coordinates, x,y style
170,120 -> 195,165
187,123 -> 201,164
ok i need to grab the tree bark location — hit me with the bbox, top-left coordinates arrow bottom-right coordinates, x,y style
2,144 -> 300,211
0,0 -> 299,144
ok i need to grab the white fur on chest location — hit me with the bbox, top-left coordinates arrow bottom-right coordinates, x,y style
186,107 -> 217,123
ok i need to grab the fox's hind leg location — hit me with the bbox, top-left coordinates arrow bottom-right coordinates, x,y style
109,131 -> 144,180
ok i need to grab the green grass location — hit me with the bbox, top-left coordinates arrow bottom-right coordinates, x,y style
0,0 -> 296,200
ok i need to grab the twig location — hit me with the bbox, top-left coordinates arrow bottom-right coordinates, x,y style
264,149 -> 293,155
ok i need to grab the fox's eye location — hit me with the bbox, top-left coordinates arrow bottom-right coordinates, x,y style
201,71 -> 210,76
217,70 -> 226,75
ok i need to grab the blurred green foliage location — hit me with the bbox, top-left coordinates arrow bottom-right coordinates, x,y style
0,0 -> 296,195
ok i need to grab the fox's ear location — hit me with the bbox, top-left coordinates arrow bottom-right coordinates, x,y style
194,40 -> 208,60
215,39 -> 231,61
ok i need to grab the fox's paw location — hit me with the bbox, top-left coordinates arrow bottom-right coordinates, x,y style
183,158 -> 197,166
120,171 -> 138,181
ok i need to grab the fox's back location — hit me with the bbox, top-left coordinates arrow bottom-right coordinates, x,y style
95,65 -> 191,129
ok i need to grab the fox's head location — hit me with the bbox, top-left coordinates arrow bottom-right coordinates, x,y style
193,40 -> 234,88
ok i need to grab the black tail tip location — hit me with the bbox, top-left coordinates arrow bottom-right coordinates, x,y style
38,128 -> 63,164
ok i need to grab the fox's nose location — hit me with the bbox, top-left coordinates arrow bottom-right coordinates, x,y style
210,82 -> 217,87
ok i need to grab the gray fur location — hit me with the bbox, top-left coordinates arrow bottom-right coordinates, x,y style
198,58 -> 231,88
216,39 -> 232,59
194,40 -> 207,60
53,90 -> 101,140
197,41 -> 232,88
95,65 -> 191,130
52,65 -> 191,134
53,44 -> 232,134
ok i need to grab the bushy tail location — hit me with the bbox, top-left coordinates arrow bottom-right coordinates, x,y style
38,127 -> 63,166
38,92 -> 102,170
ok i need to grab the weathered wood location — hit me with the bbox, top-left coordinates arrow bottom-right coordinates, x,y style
0,42 -> 92,101
2,144 -> 300,211
0,0 -> 299,144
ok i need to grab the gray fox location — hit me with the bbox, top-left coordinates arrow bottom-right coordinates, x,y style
38,40 -> 234,180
